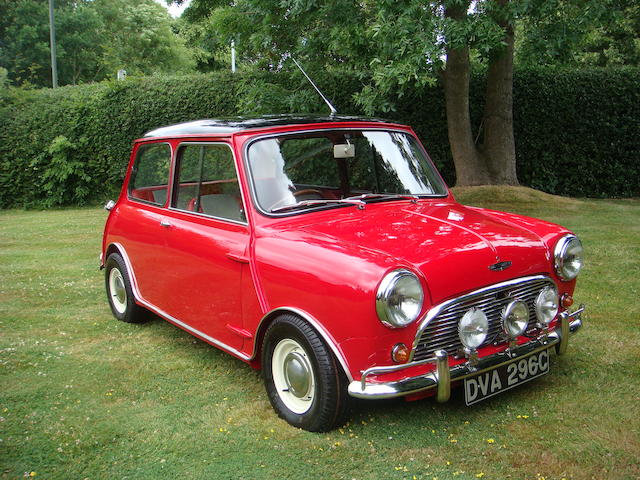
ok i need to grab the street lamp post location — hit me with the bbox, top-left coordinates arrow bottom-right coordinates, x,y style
48,0 -> 58,88
231,40 -> 236,73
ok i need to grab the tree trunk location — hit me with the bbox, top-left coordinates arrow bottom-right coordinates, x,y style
480,1 -> 518,185
443,0 -> 518,186
443,2 -> 492,186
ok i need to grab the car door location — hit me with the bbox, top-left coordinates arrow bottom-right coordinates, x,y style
121,142 -> 173,309
159,142 -> 249,351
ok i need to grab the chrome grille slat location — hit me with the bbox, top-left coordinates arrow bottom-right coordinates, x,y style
445,299 -> 502,313
425,329 -> 461,341
414,341 -> 460,361
445,285 -> 543,309
413,277 -> 554,359
420,339 -> 460,351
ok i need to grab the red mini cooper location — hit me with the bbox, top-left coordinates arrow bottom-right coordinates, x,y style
101,116 -> 585,431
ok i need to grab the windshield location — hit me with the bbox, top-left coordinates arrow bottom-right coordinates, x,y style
247,130 -> 448,214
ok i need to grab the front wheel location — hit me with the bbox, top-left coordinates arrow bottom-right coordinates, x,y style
105,253 -> 147,323
262,315 -> 349,432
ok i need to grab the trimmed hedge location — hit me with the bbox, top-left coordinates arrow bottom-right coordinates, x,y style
0,67 -> 638,208
0,73 -> 243,208
513,68 -> 640,197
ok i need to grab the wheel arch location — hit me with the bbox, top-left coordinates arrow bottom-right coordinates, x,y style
251,307 -> 354,382
105,243 -> 121,263
104,243 -> 142,302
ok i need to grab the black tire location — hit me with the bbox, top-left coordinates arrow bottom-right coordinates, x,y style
104,253 -> 148,323
262,314 -> 349,432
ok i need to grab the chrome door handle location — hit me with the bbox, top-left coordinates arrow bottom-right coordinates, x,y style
160,219 -> 171,228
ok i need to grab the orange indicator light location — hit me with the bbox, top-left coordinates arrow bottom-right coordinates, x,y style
561,294 -> 574,308
392,343 -> 410,363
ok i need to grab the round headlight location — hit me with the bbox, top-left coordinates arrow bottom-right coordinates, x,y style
376,269 -> 424,328
554,235 -> 584,281
535,285 -> 559,325
502,300 -> 529,338
458,308 -> 489,349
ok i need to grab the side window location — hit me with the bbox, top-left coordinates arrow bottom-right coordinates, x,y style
173,144 -> 245,222
128,143 -> 171,206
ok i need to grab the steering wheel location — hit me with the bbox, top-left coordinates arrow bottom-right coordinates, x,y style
293,188 -> 323,198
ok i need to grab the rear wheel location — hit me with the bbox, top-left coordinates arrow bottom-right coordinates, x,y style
105,253 -> 147,323
262,314 -> 349,432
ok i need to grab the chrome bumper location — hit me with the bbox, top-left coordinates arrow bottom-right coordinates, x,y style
348,305 -> 585,400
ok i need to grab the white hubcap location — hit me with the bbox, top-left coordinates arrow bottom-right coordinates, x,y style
272,338 -> 315,414
109,268 -> 127,314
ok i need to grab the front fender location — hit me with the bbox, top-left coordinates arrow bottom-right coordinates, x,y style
249,231 -> 428,379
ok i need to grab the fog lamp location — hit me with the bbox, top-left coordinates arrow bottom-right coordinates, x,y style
502,300 -> 529,338
535,285 -> 559,325
458,308 -> 489,349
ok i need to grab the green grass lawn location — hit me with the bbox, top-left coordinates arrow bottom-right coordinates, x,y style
1,187 -> 639,480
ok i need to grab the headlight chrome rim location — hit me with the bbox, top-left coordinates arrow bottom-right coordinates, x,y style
502,300 -> 529,338
554,234 -> 584,281
535,285 -> 559,325
458,308 -> 489,349
376,269 -> 424,328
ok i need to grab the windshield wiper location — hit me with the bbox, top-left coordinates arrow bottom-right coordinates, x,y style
270,194 -> 423,213
345,193 -> 419,203
270,198 -> 365,213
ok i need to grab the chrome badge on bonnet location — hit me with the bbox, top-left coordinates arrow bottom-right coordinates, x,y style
489,260 -> 512,271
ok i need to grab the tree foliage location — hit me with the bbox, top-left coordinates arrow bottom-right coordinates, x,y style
95,0 -> 195,77
0,0 -> 195,87
516,0 -> 640,67
173,0 -> 639,71
171,0 -> 640,105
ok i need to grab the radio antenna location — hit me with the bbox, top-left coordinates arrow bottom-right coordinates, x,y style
291,57 -> 337,116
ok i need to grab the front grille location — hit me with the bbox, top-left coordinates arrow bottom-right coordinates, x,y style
412,276 -> 554,362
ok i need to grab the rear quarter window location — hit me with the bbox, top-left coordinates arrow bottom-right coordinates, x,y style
128,143 -> 171,206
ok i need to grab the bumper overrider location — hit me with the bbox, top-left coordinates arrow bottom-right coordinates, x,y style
348,305 -> 585,400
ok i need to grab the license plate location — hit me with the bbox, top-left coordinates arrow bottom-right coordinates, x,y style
464,349 -> 550,406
